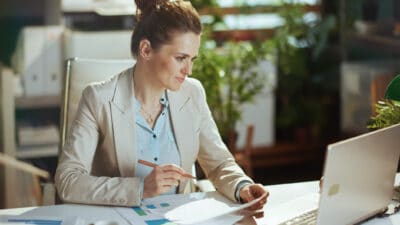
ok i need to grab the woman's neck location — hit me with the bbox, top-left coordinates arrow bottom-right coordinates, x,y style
133,63 -> 164,108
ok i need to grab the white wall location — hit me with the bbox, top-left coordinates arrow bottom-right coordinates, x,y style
236,60 -> 276,148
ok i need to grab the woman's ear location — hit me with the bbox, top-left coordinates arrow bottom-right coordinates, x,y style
139,39 -> 152,60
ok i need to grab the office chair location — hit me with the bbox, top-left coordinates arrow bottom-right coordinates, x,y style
59,58 -> 135,149
49,58 -> 135,204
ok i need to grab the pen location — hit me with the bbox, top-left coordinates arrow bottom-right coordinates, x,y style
138,159 -> 196,179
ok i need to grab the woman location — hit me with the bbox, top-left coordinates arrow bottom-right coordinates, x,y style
55,0 -> 268,209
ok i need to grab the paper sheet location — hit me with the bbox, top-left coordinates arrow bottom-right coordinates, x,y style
165,193 -> 266,224
115,192 -> 266,225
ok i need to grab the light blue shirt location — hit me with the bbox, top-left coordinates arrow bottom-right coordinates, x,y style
134,92 -> 181,195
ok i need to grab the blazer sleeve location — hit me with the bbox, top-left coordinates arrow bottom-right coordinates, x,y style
192,80 -> 254,202
55,85 -> 142,206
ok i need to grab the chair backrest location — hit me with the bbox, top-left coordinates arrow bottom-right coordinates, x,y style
60,58 -> 135,149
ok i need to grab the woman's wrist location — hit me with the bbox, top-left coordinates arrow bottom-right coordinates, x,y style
235,180 -> 252,203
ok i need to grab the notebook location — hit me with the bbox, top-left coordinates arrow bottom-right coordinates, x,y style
265,123 -> 400,225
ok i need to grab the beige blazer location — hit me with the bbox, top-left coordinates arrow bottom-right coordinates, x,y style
55,67 -> 253,206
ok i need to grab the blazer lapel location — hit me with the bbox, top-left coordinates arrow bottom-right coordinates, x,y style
110,68 -> 137,177
167,87 -> 195,192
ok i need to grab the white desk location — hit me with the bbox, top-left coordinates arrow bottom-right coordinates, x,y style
0,176 -> 399,225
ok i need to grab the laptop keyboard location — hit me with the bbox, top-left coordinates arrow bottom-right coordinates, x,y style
278,209 -> 318,225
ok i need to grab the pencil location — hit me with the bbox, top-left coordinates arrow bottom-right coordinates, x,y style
138,159 -> 196,179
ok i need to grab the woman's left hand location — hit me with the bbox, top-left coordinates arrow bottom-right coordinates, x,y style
239,183 -> 269,210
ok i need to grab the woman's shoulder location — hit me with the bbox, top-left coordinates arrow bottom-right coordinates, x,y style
180,77 -> 206,100
182,77 -> 203,91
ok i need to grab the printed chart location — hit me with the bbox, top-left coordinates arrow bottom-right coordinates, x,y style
114,192 -> 258,225
131,202 -> 176,225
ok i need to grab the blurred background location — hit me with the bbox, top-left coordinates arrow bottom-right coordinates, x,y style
0,0 -> 399,208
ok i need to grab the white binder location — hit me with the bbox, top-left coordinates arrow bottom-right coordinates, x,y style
43,26 -> 63,96
12,26 -> 63,97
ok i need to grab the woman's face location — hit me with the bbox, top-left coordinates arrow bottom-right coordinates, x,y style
148,32 -> 201,91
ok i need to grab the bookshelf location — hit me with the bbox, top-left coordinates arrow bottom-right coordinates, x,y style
15,98 -> 60,160
0,67 -> 60,208
340,0 -> 400,60
16,96 -> 60,109
345,32 -> 400,55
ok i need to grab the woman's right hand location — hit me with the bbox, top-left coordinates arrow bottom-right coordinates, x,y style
142,164 -> 186,198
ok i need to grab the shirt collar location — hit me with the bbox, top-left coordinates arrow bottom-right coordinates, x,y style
133,90 -> 169,111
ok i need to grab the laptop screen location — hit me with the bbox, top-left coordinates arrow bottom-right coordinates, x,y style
317,124 -> 400,225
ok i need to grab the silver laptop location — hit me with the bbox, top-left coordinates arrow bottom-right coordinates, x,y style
278,123 -> 400,225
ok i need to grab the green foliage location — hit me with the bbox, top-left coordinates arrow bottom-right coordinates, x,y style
192,36 -> 273,138
367,100 -> 400,129
272,1 -> 337,139
190,0 -> 218,9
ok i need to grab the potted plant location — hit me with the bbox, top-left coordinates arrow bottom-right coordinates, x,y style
271,2 -> 337,142
192,33 -> 273,148
368,74 -> 400,129
368,100 -> 400,129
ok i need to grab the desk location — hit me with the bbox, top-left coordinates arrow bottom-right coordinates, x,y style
1,175 -> 399,225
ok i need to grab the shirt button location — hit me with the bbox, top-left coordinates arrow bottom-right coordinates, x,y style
162,112 -> 165,115
153,134 -> 156,138
154,157 -> 158,161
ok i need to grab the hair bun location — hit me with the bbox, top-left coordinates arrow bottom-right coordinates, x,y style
135,0 -> 167,14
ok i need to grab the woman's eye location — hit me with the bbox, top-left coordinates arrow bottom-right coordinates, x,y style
176,57 -> 185,62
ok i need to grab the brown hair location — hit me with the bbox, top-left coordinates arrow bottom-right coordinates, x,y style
131,0 -> 202,58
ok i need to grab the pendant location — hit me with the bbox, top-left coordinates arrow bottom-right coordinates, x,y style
146,117 -> 154,124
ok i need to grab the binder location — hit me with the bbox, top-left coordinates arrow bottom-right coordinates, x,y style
43,26 -> 63,96
12,26 -> 63,97
19,27 -> 45,96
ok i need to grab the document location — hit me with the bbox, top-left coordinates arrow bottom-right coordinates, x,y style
115,192 -> 266,225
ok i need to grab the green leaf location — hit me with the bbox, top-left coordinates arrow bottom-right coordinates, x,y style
367,100 -> 400,129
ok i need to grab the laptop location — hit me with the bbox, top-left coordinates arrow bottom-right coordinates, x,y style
265,123 -> 400,225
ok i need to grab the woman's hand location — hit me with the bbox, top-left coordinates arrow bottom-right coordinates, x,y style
239,183 -> 269,210
142,164 -> 186,198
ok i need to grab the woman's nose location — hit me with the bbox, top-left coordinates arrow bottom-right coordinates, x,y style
182,61 -> 193,76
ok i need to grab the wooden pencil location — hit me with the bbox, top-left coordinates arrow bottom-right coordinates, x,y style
138,159 -> 195,179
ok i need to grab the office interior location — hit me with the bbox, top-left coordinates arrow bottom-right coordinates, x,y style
0,0 -> 399,209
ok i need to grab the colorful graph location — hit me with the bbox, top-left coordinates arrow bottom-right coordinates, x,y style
144,219 -> 176,225
160,203 -> 170,207
146,204 -> 157,209
132,206 -> 147,216
132,202 -> 171,216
